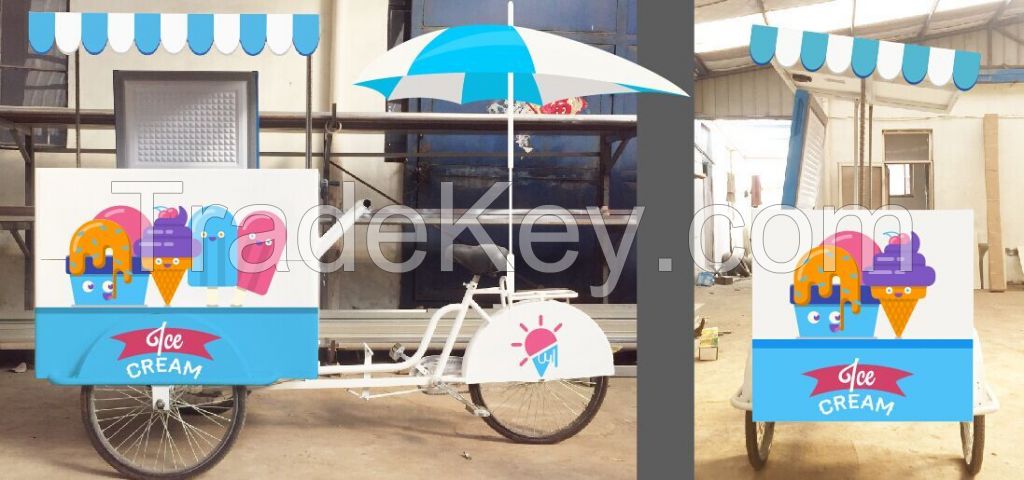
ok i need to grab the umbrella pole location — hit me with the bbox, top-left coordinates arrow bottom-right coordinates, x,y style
506,1 -> 516,293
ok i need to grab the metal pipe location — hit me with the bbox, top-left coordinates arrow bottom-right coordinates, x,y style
74,50 -> 81,168
858,79 -> 867,206
868,104 -> 874,207
0,107 -> 638,135
306,54 -> 313,169
506,0 -> 516,293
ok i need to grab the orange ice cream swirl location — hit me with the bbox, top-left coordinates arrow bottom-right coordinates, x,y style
68,219 -> 133,299
792,245 -> 862,330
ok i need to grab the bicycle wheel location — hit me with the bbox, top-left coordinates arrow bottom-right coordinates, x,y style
960,415 -> 985,475
744,410 -> 775,470
81,385 -> 246,480
469,376 -> 608,444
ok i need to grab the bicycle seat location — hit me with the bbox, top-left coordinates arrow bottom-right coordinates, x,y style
447,243 -> 509,276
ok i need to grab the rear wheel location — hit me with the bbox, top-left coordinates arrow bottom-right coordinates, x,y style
469,376 -> 608,444
81,385 -> 246,479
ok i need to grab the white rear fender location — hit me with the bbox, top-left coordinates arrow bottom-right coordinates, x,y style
462,300 -> 614,384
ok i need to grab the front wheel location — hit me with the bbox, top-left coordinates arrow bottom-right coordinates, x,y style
469,376 -> 608,444
81,385 -> 246,480
744,410 -> 775,470
960,415 -> 985,475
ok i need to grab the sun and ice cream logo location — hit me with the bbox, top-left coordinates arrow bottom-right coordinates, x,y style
112,322 -> 219,380
512,315 -> 561,377
804,358 -> 911,417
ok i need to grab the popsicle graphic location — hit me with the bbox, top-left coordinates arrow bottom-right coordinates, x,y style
792,244 -> 863,331
234,211 -> 287,304
863,232 -> 936,337
68,219 -> 134,299
188,205 -> 238,306
136,207 -> 201,305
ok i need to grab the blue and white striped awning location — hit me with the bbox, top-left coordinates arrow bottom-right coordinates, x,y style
28,12 -> 319,56
750,25 -> 980,91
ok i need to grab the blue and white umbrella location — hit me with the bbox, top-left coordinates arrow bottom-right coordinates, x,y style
355,24 -> 686,104
356,2 -> 685,292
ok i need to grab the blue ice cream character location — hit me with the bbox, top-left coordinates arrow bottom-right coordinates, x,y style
188,205 -> 238,305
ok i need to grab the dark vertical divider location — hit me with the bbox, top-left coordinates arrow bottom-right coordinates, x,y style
637,1 -> 693,478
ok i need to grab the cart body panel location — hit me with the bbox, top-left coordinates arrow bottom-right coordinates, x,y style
36,307 -> 318,385
751,209 -> 974,422
35,169 -> 321,385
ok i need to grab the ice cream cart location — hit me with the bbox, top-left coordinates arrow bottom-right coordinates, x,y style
28,7 -> 684,479
730,25 -> 999,475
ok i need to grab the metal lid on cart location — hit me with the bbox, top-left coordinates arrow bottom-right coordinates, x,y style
28,12 -> 319,56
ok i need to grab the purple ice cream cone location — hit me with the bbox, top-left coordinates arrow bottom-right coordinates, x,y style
133,207 -> 201,259
862,232 -> 935,287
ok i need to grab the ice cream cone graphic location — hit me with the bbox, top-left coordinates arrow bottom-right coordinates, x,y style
135,207 -> 201,306
863,233 -> 935,338
147,257 -> 192,305
514,315 -> 562,377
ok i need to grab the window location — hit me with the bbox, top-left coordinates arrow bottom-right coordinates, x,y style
887,163 -> 912,197
0,0 -> 68,147
882,130 -> 932,210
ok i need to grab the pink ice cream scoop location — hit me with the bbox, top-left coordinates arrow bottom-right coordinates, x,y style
524,328 -> 557,357
236,211 -> 287,295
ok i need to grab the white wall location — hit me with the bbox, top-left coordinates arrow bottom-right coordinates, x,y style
0,1 -> 399,310
822,83 -> 1024,286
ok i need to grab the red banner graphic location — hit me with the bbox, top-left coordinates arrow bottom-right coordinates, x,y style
803,359 -> 911,397
112,322 -> 219,360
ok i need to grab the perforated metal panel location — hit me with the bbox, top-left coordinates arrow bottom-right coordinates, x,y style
114,71 -> 258,169
797,112 -> 825,208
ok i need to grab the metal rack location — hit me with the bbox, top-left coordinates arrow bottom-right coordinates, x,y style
0,106 -> 639,348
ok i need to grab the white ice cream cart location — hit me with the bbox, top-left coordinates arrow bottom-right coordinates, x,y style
29,6 -> 684,478
730,25 -> 999,475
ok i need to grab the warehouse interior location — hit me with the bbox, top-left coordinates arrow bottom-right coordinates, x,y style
694,0 -> 1024,477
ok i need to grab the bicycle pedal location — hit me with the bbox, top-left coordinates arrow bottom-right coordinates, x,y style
465,405 -> 491,417
388,343 -> 406,362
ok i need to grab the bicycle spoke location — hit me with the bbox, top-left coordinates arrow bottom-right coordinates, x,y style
86,386 -> 241,476
476,377 -> 602,440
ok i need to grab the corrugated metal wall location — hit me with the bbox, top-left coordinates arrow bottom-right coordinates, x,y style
927,23 -> 1024,67
695,67 -> 794,119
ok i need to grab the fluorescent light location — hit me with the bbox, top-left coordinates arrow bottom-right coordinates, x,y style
695,13 -> 765,53
854,0 -> 933,26
936,0 -> 1003,13
767,0 -> 854,32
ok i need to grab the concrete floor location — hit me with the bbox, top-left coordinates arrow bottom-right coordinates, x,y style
0,370 -> 635,479
695,280 -> 1024,479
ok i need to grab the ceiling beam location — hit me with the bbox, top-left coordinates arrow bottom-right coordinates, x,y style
917,0 -> 941,40
756,0 -> 769,24
990,0 -> 1013,25
694,54 -> 710,78
997,26 -> 1024,46
850,0 -> 858,36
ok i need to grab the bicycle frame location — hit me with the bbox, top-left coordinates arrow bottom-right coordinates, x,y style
266,275 -> 498,393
